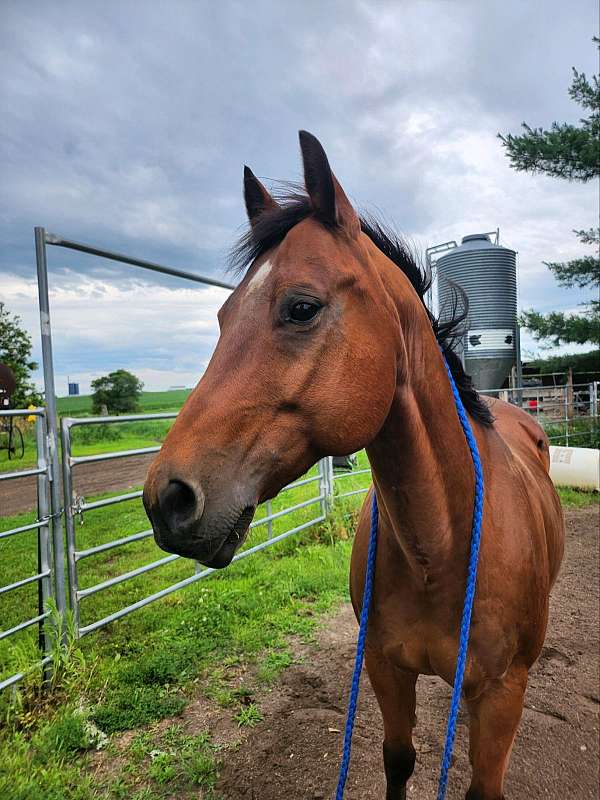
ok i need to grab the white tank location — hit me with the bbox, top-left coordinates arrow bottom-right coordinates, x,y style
549,446 -> 600,491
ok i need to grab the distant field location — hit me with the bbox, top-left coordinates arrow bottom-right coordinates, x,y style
0,391 -> 192,472
56,388 -> 192,417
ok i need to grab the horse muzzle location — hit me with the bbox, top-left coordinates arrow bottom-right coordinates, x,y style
143,471 -> 257,568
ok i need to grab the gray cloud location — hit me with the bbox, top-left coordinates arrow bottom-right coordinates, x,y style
1,0 -> 597,389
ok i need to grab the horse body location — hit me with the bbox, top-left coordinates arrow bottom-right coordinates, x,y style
346,255 -> 564,798
143,132 -> 565,799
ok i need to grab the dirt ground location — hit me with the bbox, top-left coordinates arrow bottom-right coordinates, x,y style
0,454 -> 153,517
210,506 -> 599,799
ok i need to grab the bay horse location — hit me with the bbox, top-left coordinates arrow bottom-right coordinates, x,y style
143,131 -> 564,799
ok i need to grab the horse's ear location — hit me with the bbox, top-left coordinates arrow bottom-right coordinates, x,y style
243,166 -> 279,227
298,130 -> 360,238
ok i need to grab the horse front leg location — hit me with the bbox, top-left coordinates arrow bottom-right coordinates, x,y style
365,647 -> 418,799
465,663 -> 528,800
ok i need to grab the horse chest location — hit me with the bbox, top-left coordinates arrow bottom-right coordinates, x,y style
371,593 -> 448,676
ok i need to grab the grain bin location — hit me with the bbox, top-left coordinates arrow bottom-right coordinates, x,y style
436,233 -> 517,391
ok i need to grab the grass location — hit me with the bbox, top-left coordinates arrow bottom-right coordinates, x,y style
234,703 -> 263,728
545,417 -> 600,449
56,390 -> 192,417
554,485 -> 600,508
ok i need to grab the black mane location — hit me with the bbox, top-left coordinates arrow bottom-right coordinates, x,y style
230,190 -> 494,427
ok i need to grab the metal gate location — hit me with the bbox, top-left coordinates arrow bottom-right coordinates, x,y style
60,411 -> 334,638
29,227 -> 365,645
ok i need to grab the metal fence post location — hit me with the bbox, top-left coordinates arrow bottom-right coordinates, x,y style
60,418 -> 80,635
328,457 -> 335,505
317,459 -> 329,516
563,386 -> 570,446
35,227 -> 67,622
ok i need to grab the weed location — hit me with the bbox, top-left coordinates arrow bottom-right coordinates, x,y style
128,730 -> 153,762
92,686 -> 186,733
234,702 -> 263,727
257,649 -> 293,684
148,751 -> 176,783
33,708 -> 90,757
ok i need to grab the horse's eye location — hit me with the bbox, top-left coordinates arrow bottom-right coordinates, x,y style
289,300 -> 321,324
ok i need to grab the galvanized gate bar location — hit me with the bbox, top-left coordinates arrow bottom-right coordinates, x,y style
0,613 -> 51,642
44,231 -> 237,291
0,572 -> 52,595
80,490 -> 144,513
0,657 -> 52,693
69,446 -> 161,466
0,466 -> 47,481
75,529 -> 154,560
77,554 -> 180,599
0,520 -> 48,540
0,410 -> 55,690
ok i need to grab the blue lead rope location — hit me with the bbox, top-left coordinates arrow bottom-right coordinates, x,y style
335,355 -> 485,800
334,491 -> 379,800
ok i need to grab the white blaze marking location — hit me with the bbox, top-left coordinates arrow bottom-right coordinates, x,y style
246,258 -> 272,294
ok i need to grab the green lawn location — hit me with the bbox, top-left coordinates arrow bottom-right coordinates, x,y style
0,418 -> 175,474
56,389 -> 192,417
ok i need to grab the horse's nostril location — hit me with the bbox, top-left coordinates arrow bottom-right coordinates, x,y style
159,479 -> 200,530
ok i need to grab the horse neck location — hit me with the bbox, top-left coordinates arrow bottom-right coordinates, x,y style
365,288 -> 476,577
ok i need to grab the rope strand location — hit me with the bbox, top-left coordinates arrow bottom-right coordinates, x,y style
334,491 -> 379,799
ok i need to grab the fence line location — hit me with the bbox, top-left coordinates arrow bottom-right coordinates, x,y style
2,387 -> 598,691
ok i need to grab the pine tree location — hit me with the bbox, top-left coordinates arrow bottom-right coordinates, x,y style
499,38 -> 599,347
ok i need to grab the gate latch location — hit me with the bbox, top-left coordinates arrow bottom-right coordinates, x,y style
73,495 -> 86,526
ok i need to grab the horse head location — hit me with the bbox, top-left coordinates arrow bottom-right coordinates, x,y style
143,131 -> 405,567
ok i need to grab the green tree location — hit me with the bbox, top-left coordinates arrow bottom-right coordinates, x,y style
499,38 -> 599,347
0,302 -> 42,407
528,349 -> 599,376
91,369 -> 144,414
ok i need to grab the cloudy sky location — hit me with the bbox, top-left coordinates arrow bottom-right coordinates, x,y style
1,1 -> 598,394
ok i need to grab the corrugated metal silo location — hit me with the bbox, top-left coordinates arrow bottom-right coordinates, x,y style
437,233 -> 517,391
